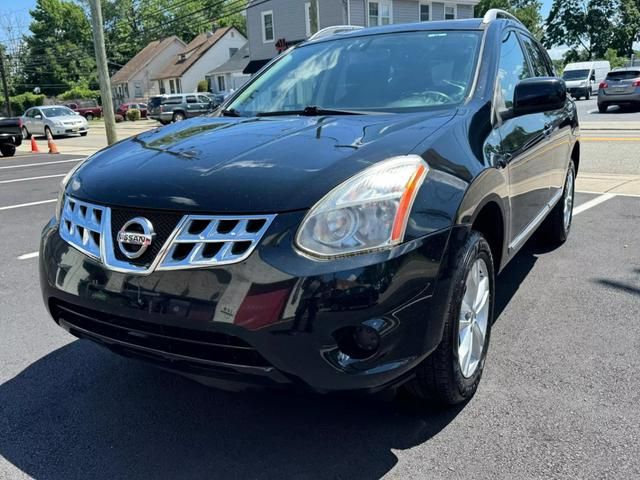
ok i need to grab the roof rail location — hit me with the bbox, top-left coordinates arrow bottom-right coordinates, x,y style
308,25 -> 363,41
482,8 -> 523,25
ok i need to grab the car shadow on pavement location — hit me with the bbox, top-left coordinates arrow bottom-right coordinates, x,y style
593,268 -> 640,298
0,340 -> 465,479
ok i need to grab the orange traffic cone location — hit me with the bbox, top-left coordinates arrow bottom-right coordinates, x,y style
46,130 -> 59,154
30,136 -> 40,153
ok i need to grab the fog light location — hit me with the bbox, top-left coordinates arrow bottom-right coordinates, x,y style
353,325 -> 380,353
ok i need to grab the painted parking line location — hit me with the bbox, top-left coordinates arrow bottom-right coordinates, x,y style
573,193 -> 616,215
0,158 -> 82,170
17,251 -> 39,260
581,137 -> 640,142
0,173 -> 65,184
0,199 -> 56,211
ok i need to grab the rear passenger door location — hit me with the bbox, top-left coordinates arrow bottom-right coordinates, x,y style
185,95 -> 201,117
519,33 -> 570,198
495,29 -> 554,247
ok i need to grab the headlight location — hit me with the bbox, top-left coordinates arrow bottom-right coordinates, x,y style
55,157 -> 90,221
295,155 -> 428,258
53,120 -> 63,127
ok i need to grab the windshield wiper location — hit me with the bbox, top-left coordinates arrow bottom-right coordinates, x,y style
220,108 -> 242,117
256,106 -> 367,117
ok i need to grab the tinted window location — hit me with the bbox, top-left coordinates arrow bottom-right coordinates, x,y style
563,69 -> 590,81
148,97 -> 162,108
228,31 -> 482,114
520,35 -> 552,77
606,70 -> 640,80
497,30 -> 532,109
186,95 -> 198,104
162,96 -> 183,105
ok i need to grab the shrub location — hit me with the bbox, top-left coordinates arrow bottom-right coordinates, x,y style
197,79 -> 209,92
59,86 -> 101,101
115,114 -> 125,123
126,108 -> 141,121
0,92 -> 46,116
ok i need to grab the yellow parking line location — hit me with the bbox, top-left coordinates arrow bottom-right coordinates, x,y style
581,137 -> 640,141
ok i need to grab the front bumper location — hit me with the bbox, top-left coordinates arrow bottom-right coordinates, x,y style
40,214 -> 456,393
53,126 -> 88,135
568,86 -> 590,97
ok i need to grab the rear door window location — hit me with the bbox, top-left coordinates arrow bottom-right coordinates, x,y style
186,95 -> 198,104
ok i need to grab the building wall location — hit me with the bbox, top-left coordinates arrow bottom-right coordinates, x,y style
246,0 -> 479,61
181,30 -> 247,92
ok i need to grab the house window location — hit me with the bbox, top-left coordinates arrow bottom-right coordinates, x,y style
134,81 -> 142,97
229,47 -> 238,57
169,79 -> 175,94
419,2 -> 431,22
261,10 -> 274,43
217,75 -> 226,92
305,1 -> 319,37
158,80 -> 165,94
444,4 -> 456,20
368,1 -> 391,26
176,78 -> 182,93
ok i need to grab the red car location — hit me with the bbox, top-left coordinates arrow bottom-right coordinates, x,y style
65,102 -> 103,121
117,102 -> 148,119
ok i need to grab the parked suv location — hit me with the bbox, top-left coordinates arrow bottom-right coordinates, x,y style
40,11 -> 578,406
147,93 -> 215,124
597,68 -> 640,112
65,101 -> 103,121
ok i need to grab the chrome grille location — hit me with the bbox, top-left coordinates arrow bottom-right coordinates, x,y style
58,196 -> 275,274
59,197 -> 106,259
158,215 -> 276,270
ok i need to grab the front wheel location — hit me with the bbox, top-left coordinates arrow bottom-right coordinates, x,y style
406,231 -> 494,406
21,126 -> 30,140
85,113 -> 94,121
540,160 -> 575,247
172,112 -> 185,122
585,90 -> 590,100
80,132 -> 88,137
0,144 -> 16,157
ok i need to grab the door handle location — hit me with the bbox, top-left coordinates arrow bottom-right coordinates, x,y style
543,123 -> 553,137
493,153 -> 511,169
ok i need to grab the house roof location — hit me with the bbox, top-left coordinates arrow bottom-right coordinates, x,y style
206,43 -> 250,76
152,27 -> 236,80
110,36 -> 185,84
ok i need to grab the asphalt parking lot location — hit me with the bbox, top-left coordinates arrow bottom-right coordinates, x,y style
1,136 -> 639,477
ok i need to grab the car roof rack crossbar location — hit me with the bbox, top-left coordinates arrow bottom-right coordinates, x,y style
308,25 -> 363,41
482,8 -> 523,26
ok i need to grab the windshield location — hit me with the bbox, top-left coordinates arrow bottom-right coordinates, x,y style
43,107 -> 76,117
227,31 -> 482,115
562,69 -> 590,81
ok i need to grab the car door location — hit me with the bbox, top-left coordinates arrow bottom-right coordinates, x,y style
32,109 -> 45,135
494,29 -> 555,248
198,95 -> 213,113
185,95 -> 200,117
519,33 -> 571,197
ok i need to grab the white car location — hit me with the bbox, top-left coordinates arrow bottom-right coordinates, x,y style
21,106 -> 89,139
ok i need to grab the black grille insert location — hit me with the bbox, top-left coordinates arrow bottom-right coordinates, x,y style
110,208 -> 182,267
51,300 -> 271,368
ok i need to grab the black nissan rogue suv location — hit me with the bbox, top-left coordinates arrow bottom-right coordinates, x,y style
40,10 -> 579,406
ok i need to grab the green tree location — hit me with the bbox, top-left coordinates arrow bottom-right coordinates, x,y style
544,0 -> 619,60
23,0 -> 97,96
475,0 -> 543,38
613,0 -> 640,56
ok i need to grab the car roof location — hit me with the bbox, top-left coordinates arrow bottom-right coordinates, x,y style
304,18 -> 499,46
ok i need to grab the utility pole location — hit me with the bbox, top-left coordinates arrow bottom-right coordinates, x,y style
0,50 -> 12,117
88,0 -> 117,145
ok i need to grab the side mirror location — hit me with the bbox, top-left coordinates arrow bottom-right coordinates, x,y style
513,77 -> 566,116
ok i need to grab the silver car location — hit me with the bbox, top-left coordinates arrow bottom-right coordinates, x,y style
597,68 -> 640,113
21,106 -> 89,138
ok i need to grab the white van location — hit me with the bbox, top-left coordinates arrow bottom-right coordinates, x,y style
562,61 -> 611,100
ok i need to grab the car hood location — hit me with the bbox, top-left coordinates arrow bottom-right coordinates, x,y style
49,115 -> 85,123
69,111 -> 456,213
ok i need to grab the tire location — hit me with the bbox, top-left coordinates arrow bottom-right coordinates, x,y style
406,231 -> 494,406
21,126 -> 30,140
0,145 -> 16,157
540,160 -> 575,247
80,132 -> 88,137
598,103 -> 608,113
85,113 -> 94,121
172,111 -> 185,122
44,126 -> 53,139
585,90 -> 590,100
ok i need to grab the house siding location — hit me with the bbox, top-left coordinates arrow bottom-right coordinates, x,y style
246,0 -> 479,62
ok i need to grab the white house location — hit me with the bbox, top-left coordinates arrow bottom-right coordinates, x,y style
205,43 -> 251,95
110,36 -> 186,103
152,27 -> 247,94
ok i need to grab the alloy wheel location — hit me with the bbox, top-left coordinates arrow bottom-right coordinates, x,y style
458,258 -> 490,378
